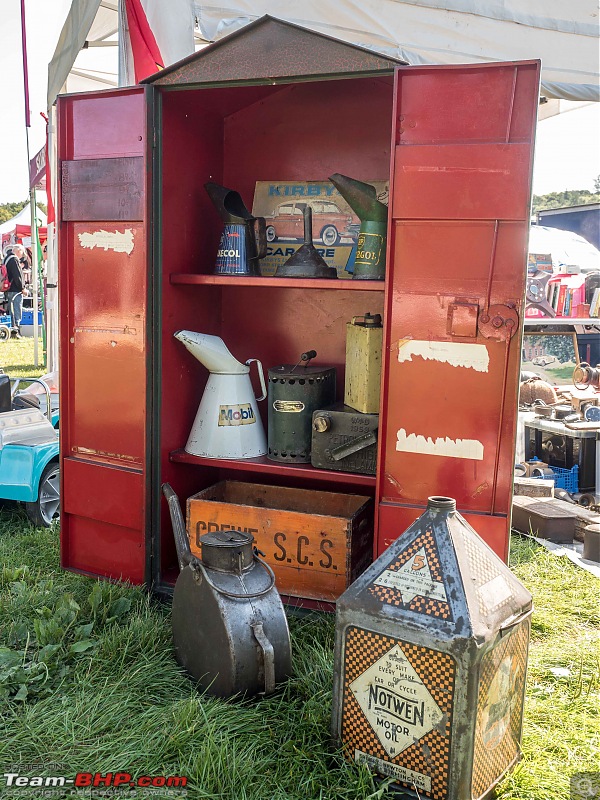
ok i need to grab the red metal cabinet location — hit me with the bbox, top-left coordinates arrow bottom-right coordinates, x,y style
58,24 -> 539,592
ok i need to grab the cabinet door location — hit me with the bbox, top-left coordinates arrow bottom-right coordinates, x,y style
377,61 -> 540,559
58,87 -> 153,583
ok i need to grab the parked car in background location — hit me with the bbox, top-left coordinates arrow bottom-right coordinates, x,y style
265,200 -> 359,246
529,225 -> 600,274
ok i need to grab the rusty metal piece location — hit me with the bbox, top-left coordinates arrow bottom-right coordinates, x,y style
62,157 -> 144,221
448,301 -> 479,338
525,271 -> 556,318
478,304 -> 519,340
573,362 -> 600,390
311,404 -> 378,475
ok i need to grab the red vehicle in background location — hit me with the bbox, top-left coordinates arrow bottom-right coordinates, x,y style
265,200 -> 359,246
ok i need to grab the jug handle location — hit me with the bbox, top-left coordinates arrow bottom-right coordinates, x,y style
254,217 -> 267,260
246,358 -> 267,401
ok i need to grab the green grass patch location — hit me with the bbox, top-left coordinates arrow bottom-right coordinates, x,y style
0,518 -> 597,799
1,341 -> 597,799
0,337 -> 46,379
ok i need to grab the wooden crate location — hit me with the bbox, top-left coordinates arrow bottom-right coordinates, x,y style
573,507 -> 600,542
513,476 -> 554,498
512,496 -> 576,543
187,481 -> 373,602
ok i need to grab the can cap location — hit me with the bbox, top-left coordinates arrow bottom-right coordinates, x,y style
427,496 -> 457,511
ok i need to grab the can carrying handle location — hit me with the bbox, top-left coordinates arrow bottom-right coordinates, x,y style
196,554 -> 276,599
253,217 -> 267,260
251,621 -> 276,695
246,358 -> 267,402
327,430 -> 378,461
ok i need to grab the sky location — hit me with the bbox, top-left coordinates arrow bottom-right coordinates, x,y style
0,0 -> 599,205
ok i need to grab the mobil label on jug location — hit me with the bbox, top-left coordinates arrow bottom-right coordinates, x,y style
218,404 -> 256,426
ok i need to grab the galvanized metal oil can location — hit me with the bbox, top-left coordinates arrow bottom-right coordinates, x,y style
268,352 -> 336,462
163,484 -> 291,699
332,496 -> 532,800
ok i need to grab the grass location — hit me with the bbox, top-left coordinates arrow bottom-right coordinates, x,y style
1,339 -> 598,799
0,336 -> 46,379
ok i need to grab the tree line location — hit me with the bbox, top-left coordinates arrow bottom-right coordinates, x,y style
1,177 -> 599,223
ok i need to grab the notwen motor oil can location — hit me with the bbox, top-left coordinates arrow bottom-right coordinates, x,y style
332,496 -> 532,800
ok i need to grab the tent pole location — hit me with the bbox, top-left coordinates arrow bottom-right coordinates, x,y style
30,186 -> 39,367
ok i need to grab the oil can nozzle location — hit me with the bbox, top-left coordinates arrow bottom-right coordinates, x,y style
205,182 -> 255,225
162,483 -> 196,571
329,174 -> 388,224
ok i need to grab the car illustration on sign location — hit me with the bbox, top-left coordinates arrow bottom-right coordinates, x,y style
265,201 -> 360,246
531,355 -> 557,367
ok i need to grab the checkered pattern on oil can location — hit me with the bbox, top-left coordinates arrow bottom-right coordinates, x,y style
471,620 -> 530,799
458,522 -> 513,617
341,626 -> 455,800
368,527 -> 452,620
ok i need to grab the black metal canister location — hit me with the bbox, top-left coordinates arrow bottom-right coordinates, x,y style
267,352 -> 336,462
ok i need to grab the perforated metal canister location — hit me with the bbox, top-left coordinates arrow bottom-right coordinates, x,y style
332,496 -> 532,800
267,362 -> 336,462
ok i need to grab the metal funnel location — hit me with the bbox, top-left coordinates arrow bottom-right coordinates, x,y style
275,206 -> 337,279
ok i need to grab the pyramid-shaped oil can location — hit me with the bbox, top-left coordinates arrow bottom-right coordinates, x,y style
332,497 -> 532,800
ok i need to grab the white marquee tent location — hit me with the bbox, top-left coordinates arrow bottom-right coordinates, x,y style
42,1 -> 599,372
49,0 -> 600,105
0,203 -> 47,246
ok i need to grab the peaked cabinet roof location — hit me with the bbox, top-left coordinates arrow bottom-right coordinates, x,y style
143,15 -> 404,87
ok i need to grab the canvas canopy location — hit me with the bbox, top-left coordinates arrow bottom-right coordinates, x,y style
48,0 -> 599,106
0,204 -> 47,246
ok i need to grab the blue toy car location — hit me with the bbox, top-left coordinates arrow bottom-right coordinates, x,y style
0,313 -> 13,340
0,374 -> 59,527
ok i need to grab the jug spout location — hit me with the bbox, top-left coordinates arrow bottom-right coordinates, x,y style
205,182 -> 253,224
329,173 -> 387,224
174,330 -> 249,375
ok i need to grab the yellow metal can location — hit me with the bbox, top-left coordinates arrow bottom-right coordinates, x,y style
344,313 -> 383,415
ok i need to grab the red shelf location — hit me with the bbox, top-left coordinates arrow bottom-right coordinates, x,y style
170,273 -> 385,291
169,449 -> 376,488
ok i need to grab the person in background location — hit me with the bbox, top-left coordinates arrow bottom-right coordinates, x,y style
5,244 -> 25,338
